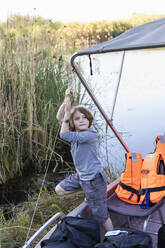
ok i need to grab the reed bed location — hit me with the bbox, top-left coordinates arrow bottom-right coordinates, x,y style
0,16 -> 73,183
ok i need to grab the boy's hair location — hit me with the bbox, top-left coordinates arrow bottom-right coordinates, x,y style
70,105 -> 93,131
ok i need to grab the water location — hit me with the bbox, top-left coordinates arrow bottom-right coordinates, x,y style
75,48 -> 165,174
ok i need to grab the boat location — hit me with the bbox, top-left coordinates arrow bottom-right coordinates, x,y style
22,17 -> 165,248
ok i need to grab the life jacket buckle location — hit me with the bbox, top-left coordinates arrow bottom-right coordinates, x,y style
138,189 -> 145,195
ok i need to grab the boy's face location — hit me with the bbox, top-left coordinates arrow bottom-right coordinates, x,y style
73,111 -> 89,132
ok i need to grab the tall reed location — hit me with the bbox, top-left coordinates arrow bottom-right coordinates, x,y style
0,16 -> 72,183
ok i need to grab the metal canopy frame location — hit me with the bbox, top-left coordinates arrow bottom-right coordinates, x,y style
71,52 -> 130,153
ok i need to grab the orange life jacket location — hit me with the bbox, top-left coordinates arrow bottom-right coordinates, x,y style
115,152 -> 143,204
141,152 -> 165,203
115,135 -> 165,206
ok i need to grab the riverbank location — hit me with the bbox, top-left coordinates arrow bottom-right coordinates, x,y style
1,185 -> 85,248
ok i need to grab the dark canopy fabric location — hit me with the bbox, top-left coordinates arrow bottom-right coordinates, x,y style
73,18 -> 165,56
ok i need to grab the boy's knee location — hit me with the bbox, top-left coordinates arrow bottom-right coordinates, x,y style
55,185 -> 65,196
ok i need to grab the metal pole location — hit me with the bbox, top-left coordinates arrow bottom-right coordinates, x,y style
71,54 -> 130,153
110,51 -> 125,122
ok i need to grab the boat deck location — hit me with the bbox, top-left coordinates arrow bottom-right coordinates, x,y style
133,202 -> 164,247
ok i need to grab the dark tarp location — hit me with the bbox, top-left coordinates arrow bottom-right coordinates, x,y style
72,18 -> 165,56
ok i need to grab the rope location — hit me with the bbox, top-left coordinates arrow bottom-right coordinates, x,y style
25,73 -> 75,243
69,69 -> 75,88
25,124 -> 61,242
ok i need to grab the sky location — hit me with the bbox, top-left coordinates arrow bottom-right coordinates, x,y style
0,0 -> 165,23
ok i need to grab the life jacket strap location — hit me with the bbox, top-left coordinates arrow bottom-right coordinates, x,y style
119,181 -> 165,195
147,185 -> 165,192
140,188 -> 150,209
119,181 -> 165,206
119,181 -> 144,196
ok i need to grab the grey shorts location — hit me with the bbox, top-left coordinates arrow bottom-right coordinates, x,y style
59,172 -> 109,223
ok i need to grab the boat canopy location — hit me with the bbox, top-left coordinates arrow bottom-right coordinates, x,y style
71,17 -> 165,57
70,17 -> 165,155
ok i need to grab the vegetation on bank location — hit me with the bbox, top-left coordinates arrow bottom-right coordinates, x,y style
0,17 -> 72,184
1,191 -> 85,248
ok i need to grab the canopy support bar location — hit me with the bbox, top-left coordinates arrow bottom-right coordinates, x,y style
110,51 -> 125,122
71,54 -> 130,153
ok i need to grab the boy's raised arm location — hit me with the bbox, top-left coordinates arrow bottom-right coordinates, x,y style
56,87 -> 73,123
60,95 -> 72,134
